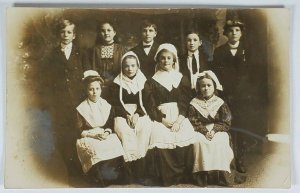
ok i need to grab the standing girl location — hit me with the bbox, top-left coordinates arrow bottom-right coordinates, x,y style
89,21 -> 126,101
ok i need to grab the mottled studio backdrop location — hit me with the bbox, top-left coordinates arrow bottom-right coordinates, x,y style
5,8 -> 289,188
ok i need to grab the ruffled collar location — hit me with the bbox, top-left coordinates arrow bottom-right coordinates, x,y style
113,69 -> 147,95
152,70 -> 183,91
76,97 -> 111,128
190,95 -> 224,118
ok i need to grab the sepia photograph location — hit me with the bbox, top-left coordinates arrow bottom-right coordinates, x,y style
4,6 -> 291,190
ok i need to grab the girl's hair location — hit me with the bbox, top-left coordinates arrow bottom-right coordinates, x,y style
155,49 -> 177,70
83,76 -> 104,89
122,55 -> 138,70
96,20 -> 119,44
196,74 -> 218,96
56,19 -> 76,35
141,19 -> 158,32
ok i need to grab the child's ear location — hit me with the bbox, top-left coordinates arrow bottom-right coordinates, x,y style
199,39 -> 203,46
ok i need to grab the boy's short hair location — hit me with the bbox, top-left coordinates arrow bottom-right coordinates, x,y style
56,19 -> 76,34
185,29 -> 202,40
141,20 -> 157,32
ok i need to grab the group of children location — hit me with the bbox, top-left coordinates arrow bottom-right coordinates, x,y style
45,17 -> 249,187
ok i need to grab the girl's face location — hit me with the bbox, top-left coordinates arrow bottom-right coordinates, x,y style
199,78 -> 215,99
87,81 -> 102,102
60,24 -> 76,45
123,57 -> 138,78
226,26 -> 242,44
186,33 -> 202,52
158,51 -> 174,72
100,23 -> 116,44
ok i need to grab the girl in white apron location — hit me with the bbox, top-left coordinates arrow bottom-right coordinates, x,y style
188,70 -> 234,186
112,51 -> 152,184
143,43 -> 197,186
76,70 -> 125,187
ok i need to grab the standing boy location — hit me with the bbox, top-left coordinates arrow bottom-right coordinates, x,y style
131,20 -> 159,79
179,30 -> 209,100
213,18 -> 249,174
44,19 -> 87,177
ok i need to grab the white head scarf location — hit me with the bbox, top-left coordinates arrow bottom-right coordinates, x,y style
113,51 -> 147,115
152,43 -> 182,91
154,43 -> 180,72
198,70 -> 223,91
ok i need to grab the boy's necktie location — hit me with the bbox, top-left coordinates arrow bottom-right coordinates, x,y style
192,54 -> 197,74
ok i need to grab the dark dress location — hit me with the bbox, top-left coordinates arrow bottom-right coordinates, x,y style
131,41 -> 159,79
188,97 -> 234,186
44,44 -> 87,175
87,43 -> 126,101
143,75 -> 194,186
76,99 -> 126,187
111,84 -> 146,118
212,41 -> 250,173
179,48 -> 209,100
111,83 -> 150,184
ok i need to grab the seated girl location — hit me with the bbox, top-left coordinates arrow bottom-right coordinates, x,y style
75,70 -> 125,187
112,51 -> 152,183
188,70 -> 234,187
143,43 -> 197,186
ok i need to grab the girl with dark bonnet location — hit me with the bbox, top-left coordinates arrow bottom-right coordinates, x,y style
212,15 -> 249,174
188,70 -> 234,187
76,70 -> 125,187
111,51 -> 152,184
143,43 -> 197,186
88,20 -> 126,101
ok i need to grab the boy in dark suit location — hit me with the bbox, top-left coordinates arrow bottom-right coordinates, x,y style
179,30 -> 209,100
131,20 -> 159,79
213,17 -> 248,174
44,19 -> 87,177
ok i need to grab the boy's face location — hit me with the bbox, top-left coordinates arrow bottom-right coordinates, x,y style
142,26 -> 157,44
226,26 -> 242,44
186,33 -> 202,52
100,23 -> 116,44
87,81 -> 102,102
122,57 -> 138,78
158,51 -> 174,72
199,78 -> 215,99
60,24 -> 75,45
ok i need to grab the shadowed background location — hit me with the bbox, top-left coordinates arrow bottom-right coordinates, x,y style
5,8 -> 289,188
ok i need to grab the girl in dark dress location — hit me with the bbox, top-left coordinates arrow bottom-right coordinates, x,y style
188,70 -> 234,187
143,43 -> 197,186
88,21 -> 126,101
76,70 -> 125,187
112,51 -> 152,183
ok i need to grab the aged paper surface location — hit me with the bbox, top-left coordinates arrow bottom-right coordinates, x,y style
5,8 -> 290,188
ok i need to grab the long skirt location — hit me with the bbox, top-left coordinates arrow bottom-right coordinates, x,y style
193,132 -> 234,173
149,118 -> 197,149
76,133 -> 125,174
145,145 -> 194,186
86,156 -> 127,187
114,115 -> 152,162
